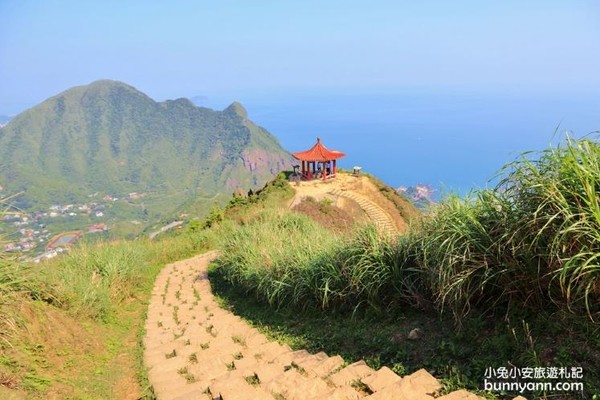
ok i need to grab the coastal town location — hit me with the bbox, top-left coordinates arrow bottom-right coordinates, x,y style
1,184 -> 434,263
0,191 -> 147,261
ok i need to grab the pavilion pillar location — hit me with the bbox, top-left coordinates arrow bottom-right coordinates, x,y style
301,161 -> 305,176
333,159 -> 337,175
323,161 -> 327,180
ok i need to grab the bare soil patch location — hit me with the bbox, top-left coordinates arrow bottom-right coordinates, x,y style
289,172 -> 420,233
292,196 -> 356,233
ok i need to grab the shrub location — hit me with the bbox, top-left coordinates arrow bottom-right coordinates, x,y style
497,136 -> 600,314
407,135 -> 600,320
215,210 -> 429,312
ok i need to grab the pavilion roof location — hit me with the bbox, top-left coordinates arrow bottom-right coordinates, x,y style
292,137 -> 346,162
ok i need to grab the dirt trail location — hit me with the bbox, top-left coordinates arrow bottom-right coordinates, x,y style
328,189 -> 397,237
144,252 -> 521,400
287,173 -> 411,235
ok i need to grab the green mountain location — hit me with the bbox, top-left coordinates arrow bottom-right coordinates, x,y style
0,80 -> 293,220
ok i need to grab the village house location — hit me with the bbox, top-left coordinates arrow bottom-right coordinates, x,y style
88,223 -> 108,233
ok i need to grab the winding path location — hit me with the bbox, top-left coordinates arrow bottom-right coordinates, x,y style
329,189 -> 398,237
143,252 -> 521,400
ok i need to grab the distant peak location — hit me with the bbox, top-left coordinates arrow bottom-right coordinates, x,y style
89,79 -> 122,85
51,79 -> 140,98
42,79 -> 153,110
87,79 -> 133,89
224,101 -> 248,119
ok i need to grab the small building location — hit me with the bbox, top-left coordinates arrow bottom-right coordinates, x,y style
292,137 -> 346,181
88,223 -> 109,233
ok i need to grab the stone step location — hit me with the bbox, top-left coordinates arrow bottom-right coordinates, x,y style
148,368 -> 190,389
208,374 -> 271,400
296,353 -> 345,378
272,349 -> 311,366
436,389 -> 487,399
361,366 -> 402,393
157,381 -> 210,400
187,356 -> 232,384
244,331 -> 270,347
171,388 -> 209,400
329,360 -> 376,386
247,341 -> 292,362
253,362 -> 287,384
308,385 -> 365,400
144,348 -> 192,367
146,252 -> 487,400
232,355 -> 261,371
329,190 -> 397,237
263,369 -> 330,400
292,351 -> 328,367
310,355 -> 345,378
365,368 -> 442,400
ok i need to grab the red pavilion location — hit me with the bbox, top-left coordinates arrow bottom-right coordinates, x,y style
292,138 -> 346,180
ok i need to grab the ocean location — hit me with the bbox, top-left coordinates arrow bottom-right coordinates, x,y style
202,88 -> 600,197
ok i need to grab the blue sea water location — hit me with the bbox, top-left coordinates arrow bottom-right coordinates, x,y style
204,88 -> 600,197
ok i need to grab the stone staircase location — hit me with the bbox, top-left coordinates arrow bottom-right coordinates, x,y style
329,189 -> 397,237
144,252 -> 523,400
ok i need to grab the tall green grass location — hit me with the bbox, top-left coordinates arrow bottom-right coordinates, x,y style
40,230 -> 214,320
215,210 -> 429,312
215,136 -> 600,323
215,211 -> 341,309
499,136 -> 600,314
42,242 -> 146,319
0,213 -> 215,397
418,136 -> 600,320
1,197 -> 56,348
402,191 -> 512,318
0,257 -> 31,348
0,226 -> 213,325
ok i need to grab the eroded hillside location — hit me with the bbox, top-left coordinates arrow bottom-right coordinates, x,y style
289,172 -> 421,235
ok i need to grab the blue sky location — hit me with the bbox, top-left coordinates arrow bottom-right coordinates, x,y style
1,0 -> 599,114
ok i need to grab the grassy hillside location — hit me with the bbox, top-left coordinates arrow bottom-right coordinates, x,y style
0,174 -> 296,399
0,80 -> 292,220
1,137 -> 599,399
218,136 -> 600,319
212,136 -> 600,399
0,231 -> 217,399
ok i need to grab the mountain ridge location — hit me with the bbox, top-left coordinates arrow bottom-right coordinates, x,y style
0,79 -> 293,222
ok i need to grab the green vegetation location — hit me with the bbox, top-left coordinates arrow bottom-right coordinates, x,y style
215,212 -> 413,311
223,172 -> 295,221
0,79 -> 291,225
216,137 -> 600,320
411,136 -> 600,320
212,136 -> 600,398
211,261 -> 600,399
292,196 -> 356,233
2,134 -> 599,398
0,225 -> 215,398
367,175 -> 422,223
